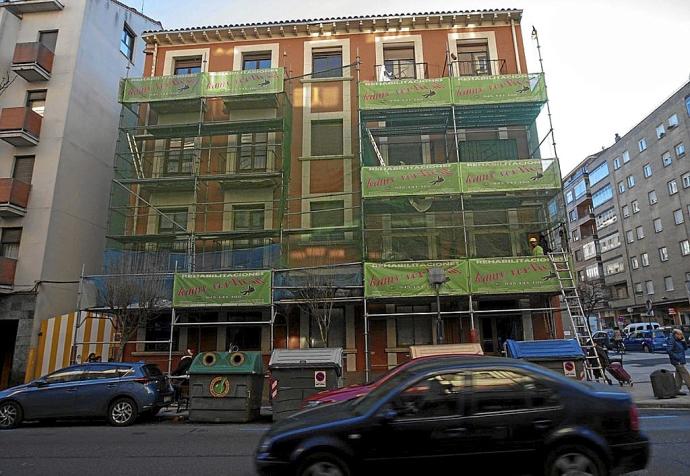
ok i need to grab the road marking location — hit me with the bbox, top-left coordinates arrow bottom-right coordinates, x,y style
640,415 -> 676,419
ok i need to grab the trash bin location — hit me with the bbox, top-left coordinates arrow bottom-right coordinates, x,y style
268,348 -> 343,421
650,369 -> 677,399
409,343 -> 484,358
505,339 -> 586,380
188,350 -> 264,423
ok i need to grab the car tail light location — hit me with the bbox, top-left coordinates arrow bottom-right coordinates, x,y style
629,403 -> 640,431
133,377 -> 152,385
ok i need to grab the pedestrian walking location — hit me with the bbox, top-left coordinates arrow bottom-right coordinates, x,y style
667,329 -> 690,395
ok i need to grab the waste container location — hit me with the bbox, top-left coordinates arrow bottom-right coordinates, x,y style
650,369 -> 677,399
409,343 -> 484,358
268,348 -> 343,421
188,350 -> 264,423
505,339 -> 586,379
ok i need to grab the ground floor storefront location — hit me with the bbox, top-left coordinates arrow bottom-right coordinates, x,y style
0,294 -> 35,389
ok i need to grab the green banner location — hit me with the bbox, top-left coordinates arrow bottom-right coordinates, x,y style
460,159 -> 560,193
173,271 -> 272,307
364,261 -> 469,298
452,73 -> 546,105
359,78 -> 452,110
469,257 -> 559,294
361,163 -> 461,198
120,68 -> 284,103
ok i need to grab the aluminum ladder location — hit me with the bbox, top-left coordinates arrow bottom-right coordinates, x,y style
547,251 -> 606,382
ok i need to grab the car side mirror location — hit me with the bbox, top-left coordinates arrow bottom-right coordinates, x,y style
31,379 -> 48,387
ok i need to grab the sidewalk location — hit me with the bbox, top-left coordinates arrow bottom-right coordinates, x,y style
614,352 -> 690,409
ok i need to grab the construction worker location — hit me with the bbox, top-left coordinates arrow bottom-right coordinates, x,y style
529,237 -> 544,256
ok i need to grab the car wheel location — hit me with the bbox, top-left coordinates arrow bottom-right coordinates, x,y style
546,445 -> 606,476
297,452 -> 351,476
108,398 -> 138,427
0,401 -> 22,430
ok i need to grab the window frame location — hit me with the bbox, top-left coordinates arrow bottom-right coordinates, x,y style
120,23 -> 136,62
312,47 -> 343,79
659,246 -> 669,262
664,276 -> 674,292
681,240 -> 690,256
173,56 -> 202,75
662,151 -> 673,167
643,164 -> 652,178
675,142 -> 686,158
641,252 -> 650,267
668,179 -> 679,195
648,190 -> 658,205
636,225 -> 645,240
157,208 -> 188,234
638,138 -> 647,152
242,52 -> 272,71
311,119 -> 344,157
674,209 -> 684,225
653,218 -> 663,233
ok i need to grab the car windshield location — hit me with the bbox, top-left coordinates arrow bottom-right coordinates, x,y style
653,330 -> 666,339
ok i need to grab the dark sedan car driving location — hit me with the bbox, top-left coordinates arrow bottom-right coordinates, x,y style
256,356 -> 648,476
0,362 -> 173,429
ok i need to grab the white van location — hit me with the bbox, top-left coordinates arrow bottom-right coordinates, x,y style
623,322 -> 660,335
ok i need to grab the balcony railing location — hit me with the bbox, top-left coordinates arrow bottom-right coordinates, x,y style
0,178 -> 31,217
451,59 -> 506,77
11,42 -> 54,82
0,107 -> 42,147
375,61 -> 428,81
0,257 -> 17,287
0,0 -> 64,14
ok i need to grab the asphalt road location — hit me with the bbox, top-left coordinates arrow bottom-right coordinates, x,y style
1,410 -> 688,476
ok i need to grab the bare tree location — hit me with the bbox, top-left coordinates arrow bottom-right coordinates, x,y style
100,252 -> 170,360
295,265 -> 341,348
0,70 -> 17,97
578,280 -> 611,329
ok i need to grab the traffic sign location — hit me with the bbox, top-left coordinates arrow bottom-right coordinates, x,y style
563,361 -> 576,377
314,370 -> 326,388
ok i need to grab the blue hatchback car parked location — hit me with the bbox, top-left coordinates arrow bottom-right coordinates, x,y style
624,330 -> 668,353
0,362 -> 173,429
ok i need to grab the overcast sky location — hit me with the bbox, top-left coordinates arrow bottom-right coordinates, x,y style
125,0 -> 690,174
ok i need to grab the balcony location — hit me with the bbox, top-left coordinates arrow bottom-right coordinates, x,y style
0,179 -> 31,217
0,107 -> 42,146
11,42 -> 54,82
451,59 -> 506,77
374,61 -> 428,81
0,0 -> 64,14
0,257 -> 17,288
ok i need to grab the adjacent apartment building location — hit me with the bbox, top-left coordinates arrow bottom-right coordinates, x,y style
564,81 -> 690,329
0,0 -> 160,388
82,8 -> 568,382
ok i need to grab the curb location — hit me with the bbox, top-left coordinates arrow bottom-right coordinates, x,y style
636,401 -> 690,409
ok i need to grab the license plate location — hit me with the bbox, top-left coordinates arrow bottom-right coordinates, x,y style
164,395 -> 172,403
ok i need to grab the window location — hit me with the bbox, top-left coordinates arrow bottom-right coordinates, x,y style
394,372 -> 467,419
626,230 -> 634,243
574,250 -> 583,262
627,175 -> 636,188
668,179 -> 679,195
604,260 -> 625,276
568,209 -> 577,222
648,190 -> 658,205
120,24 -> 135,61
641,252 -> 650,267
26,90 -> 47,117
565,190 -> 574,204
643,164 -> 652,178
656,124 -> 666,139
585,264 -> 600,280
676,143 -> 686,157
634,282 -> 643,295
470,370 -> 532,413
596,208 -> 617,228
226,315 -> 263,351
396,306 -> 432,346
38,30 -> 58,52
382,44 -> 417,80
242,52 -> 271,70
82,364 -> 126,380
664,276 -> 675,292
674,209 -> 685,225
682,172 -> 690,189
573,180 -> 587,199
659,247 -> 669,262
613,157 -> 621,170
311,120 -> 343,156
623,150 -> 631,163
173,57 -> 202,75
632,200 -> 640,214
309,308 -> 345,348
686,96 -> 690,116
636,226 -> 645,239
681,240 -> 690,256
668,114 -> 679,128
583,241 -> 597,260
653,218 -> 663,233
158,208 -> 188,233
236,132 -> 268,171
312,47 -> 343,79
645,280 -> 655,295
638,138 -> 647,152
571,229 -> 580,242
233,204 -> 265,231
662,151 -> 673,167
310,200 -> 345,241
45,367 -> 83,384
600,232 -> 620,253
13,156 -> 35,184
456,39 -> 492,76
618,181 -> 625,193
630,256 -> 639,270
0,228 -> 22,259
592,184 -> 613,208
622,205 -> 630,218
145,316 -> 179,352
588,162 -> 609,187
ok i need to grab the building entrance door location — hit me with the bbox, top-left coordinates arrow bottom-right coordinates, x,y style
0,320 -> 18,389
478,315 -> 523,355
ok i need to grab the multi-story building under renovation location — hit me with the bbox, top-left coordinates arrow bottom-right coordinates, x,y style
82,9 -> 568,381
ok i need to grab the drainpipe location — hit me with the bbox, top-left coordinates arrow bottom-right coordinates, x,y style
510,19 -> 522,73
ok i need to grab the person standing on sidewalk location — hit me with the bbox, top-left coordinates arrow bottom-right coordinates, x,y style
667,329 -> 690,395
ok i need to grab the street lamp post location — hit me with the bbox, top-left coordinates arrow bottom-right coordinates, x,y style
428,268 -> 448,345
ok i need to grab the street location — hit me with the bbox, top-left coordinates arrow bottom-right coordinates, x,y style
1,409 -> 688,476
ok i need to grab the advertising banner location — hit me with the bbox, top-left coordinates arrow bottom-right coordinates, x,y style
358,78 -> 452,110
173,271 -> 272,307
469,257 -> 559,294
460,159 -> 560,193
452,73 -> 546,105
206,69 -> 284,96
364,261 -> 469,298
361,163 -> 461,198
